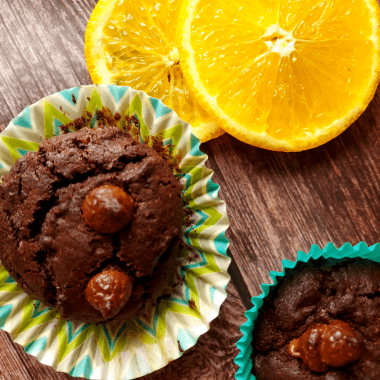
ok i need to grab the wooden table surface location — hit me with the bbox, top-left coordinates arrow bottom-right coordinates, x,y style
0,0 -> 379,379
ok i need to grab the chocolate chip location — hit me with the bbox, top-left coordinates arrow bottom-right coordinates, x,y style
82,184 -> 134,234
320,321 -> 362,368
289,320 -> 362,372
85,269 -> 133,319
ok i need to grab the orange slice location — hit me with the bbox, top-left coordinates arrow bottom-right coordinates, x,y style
178,0 -> 380,151
84,0 -> 225,142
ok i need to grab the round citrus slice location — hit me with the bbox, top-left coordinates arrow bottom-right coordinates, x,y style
178,0 -> 380,151
84,0 -> 224,143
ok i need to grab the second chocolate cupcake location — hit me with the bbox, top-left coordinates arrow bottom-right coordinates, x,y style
235,243 -> 380,380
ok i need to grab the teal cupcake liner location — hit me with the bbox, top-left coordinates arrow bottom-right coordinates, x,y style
234,242 -> 380,380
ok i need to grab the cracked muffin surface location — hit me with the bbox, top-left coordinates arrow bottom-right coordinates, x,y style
0,127 -> 183,323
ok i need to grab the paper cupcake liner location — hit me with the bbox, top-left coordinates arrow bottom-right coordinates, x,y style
0,85 -> 230,379
234,242 -> 380,380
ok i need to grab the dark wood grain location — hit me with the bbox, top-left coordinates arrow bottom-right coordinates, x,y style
0,333 -> 34,380
11,338 -> 84,380
1,0 -> 380,378
202,87 -> 380,295
0,0 -> 94,126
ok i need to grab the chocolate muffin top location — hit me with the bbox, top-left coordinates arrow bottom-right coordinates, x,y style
252,259 -> 380,380
0,127 -> 183,322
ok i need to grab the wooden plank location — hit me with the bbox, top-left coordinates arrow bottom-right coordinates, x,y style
11,340 -> 83,380
0,332 -> 34,380
228,252 -> 252,310
1,0 -> 380,378
0,0 -> 93,127
201,87 -> 380,296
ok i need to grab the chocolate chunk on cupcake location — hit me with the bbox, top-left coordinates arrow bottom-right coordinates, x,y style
0,126 -> 184,323
251,258 -> 380,380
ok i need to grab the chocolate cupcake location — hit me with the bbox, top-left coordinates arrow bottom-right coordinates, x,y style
0,85 -> 230,379
252,258 -> 380,379
235,243 -> 380,380
0,126 -> 184,323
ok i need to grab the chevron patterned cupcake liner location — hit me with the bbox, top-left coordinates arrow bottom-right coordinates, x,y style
0,85 -> 230,379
